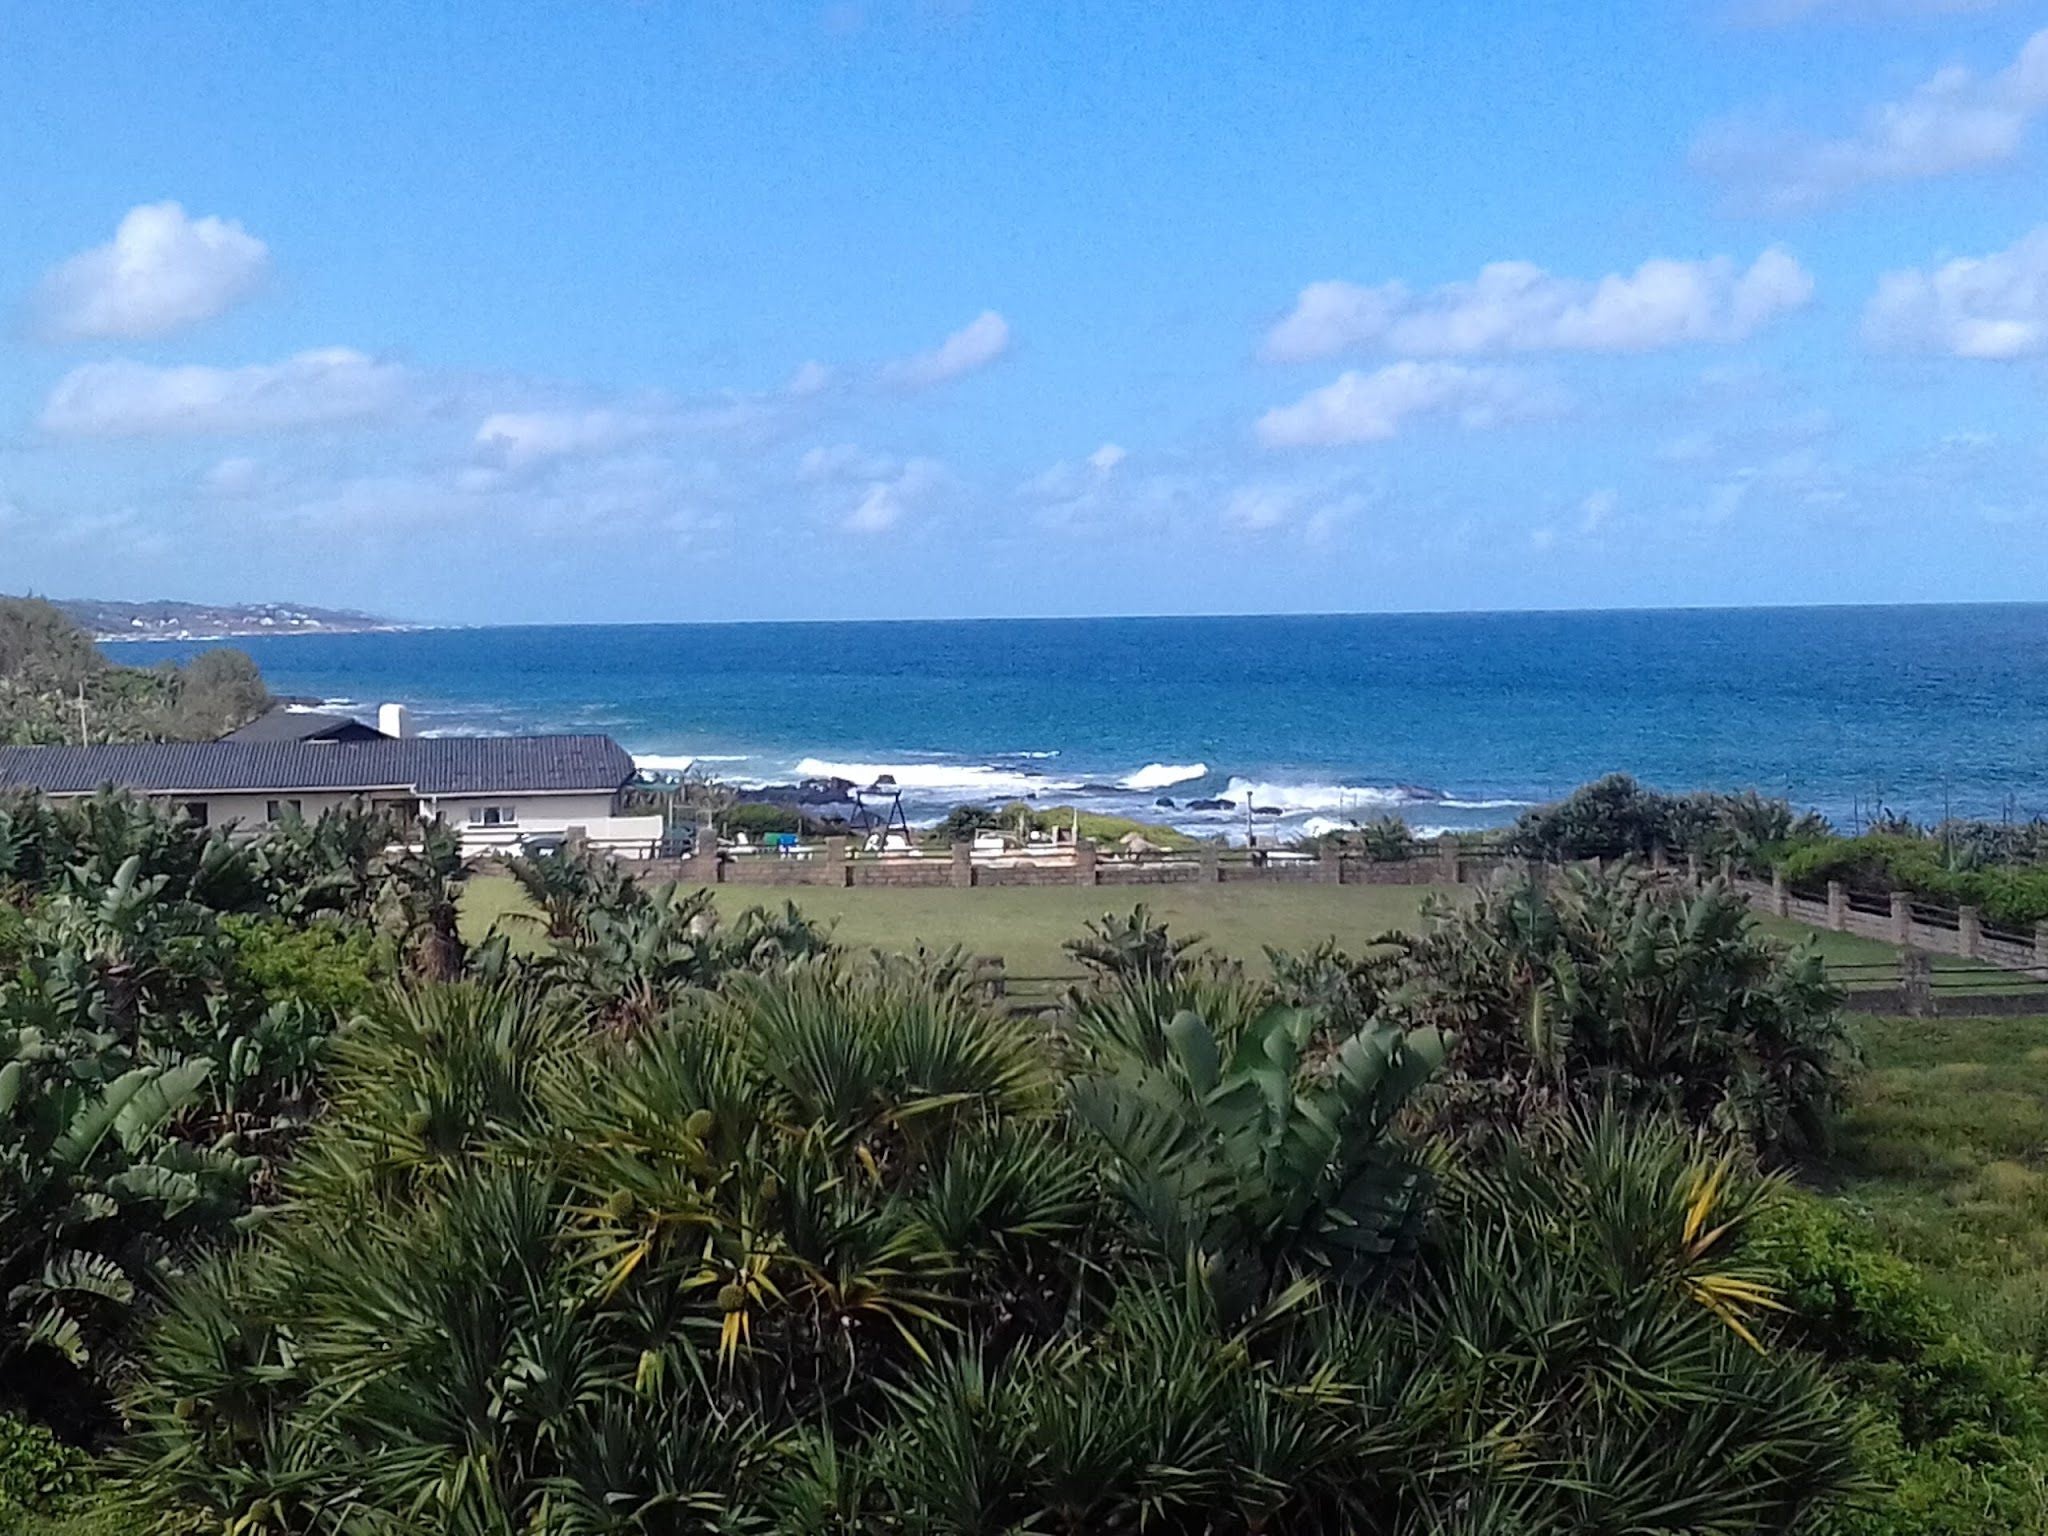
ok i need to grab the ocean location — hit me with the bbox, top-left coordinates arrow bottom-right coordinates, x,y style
105,605 -> 2048,842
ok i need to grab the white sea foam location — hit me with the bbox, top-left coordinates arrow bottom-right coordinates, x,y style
1121,762 -> 1208,791
1439,796 -> 1533,810
794,757 -> 1076,800
1222,777 -> 1413,814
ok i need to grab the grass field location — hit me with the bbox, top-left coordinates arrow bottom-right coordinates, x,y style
1831,1012 -> 2048,1354
463,875 -> 1450,977
466,874 -> 1962,977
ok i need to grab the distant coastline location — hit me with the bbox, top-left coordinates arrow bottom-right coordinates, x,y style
59,597 -> 414,646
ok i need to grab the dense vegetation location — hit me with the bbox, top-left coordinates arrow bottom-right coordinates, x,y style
1513,772 -> 2048,926
0,596 -> 271,745
0,789 -> 2041,1532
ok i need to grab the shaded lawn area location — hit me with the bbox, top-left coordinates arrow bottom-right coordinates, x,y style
463,875 -> 1450,977
1830,1013 -> 2048,1355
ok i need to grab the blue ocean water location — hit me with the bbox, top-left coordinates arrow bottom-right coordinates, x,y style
106,606 -> 2048,840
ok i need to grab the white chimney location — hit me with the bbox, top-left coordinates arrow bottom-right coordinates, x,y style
378,702 -> 412,739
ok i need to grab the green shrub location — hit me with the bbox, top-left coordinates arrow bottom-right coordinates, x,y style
113,974 -> 1861,1533
1403,865 -> 1856,1161
720,802 -> 805,838
0,1415 -> 89,1516
221,916 -> 378,1022
1779,834 -> 2048,926
1756,1193 -> 2048,1535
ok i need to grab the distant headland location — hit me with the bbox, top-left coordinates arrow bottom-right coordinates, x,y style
54,597 -> 410,643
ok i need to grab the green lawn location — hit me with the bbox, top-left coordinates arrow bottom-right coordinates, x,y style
465,875 -> 2021,982
1829,1012 -> 2048,1355
463,875 -> 1449,977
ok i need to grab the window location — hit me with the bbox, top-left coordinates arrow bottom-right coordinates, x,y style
266,799 -> 303,822
180,801 -> 209,827
467,805 -> 518,827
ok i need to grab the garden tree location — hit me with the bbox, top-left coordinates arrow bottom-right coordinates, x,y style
0,598 -> 272,745
0,599 -> 102,693
164,649 -> 268,741
371,820 -> 468,981
1398,865 -> 1854,1161
1511,773 -> 1827,871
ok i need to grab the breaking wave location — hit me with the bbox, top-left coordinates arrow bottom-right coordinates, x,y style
1220,777 -> 1415,815
1120,762 -> 1208,791
792,757 -> 1077,801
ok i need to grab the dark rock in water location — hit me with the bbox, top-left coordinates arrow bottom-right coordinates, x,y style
1187,797 -> 1235,812
1396,783 -> 1446,802
1155,797 -> 1177,809
1252,805 -> 1283,818
1078,782 -> 1122,795
739,776 -> 856,809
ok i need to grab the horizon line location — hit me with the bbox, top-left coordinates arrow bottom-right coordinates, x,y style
79,594 -> 2048,640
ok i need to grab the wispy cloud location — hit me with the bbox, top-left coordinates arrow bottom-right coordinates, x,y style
880,310 -> 1011,389
1264,249 -> 1810,362
1693,27 -> 2048,210
1256,361 -> 1552,449
39,348 -> 406,437
29,202 -> 270,342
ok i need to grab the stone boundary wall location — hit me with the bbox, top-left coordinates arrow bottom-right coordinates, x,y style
640,833 -> 1482,892
1733,874 -> 2048,976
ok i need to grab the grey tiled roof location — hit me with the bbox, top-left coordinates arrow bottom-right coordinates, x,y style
0,735 -> 636,797
222,707 -> 387,744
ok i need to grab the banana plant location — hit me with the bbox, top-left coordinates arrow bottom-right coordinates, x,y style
1071,999 -> 1445,1310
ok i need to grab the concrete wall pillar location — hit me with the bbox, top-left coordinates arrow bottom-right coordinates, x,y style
1436,835 -> 1461,884
1900,948 -> 1933,1017
1771,870 -> 1790,918
950,840 -> 974,889
1891,891 -> 1912,947
687,815 -> 721,885
824,836 -> 848,888
1201,842 -> 1222,883
1314,846 -> 1341,884
1959,904 -> 1982,960
2035,921 -> 2048,972
1075,836 -> 1098,886
1826,881 -> 1848,932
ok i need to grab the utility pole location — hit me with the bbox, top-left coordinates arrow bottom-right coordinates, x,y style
75,683 -> 87,746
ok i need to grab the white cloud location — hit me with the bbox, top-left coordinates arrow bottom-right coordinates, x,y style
1863,226 -> 2048,357
785,359 -> 834,397
1085,442 -> 1127,473
1224,485 -> 1300,531
880,310 -> 1011,388
845,457 -> 945,533
39,348 -> 407,437
797,442 -> 896,483
474,408 -> 659,468
1255,361 -> 1548,449
1263,249 -> 1810,361
200,456 -> 270,498
1580,488 -> 1619,533
1693,28 -> 2048,209
30,201 -> 270,341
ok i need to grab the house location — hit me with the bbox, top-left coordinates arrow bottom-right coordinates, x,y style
0,734 -> 666,858
222,706 -> 389,745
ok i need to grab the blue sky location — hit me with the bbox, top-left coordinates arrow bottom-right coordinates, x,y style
4,0 -> 2048,623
